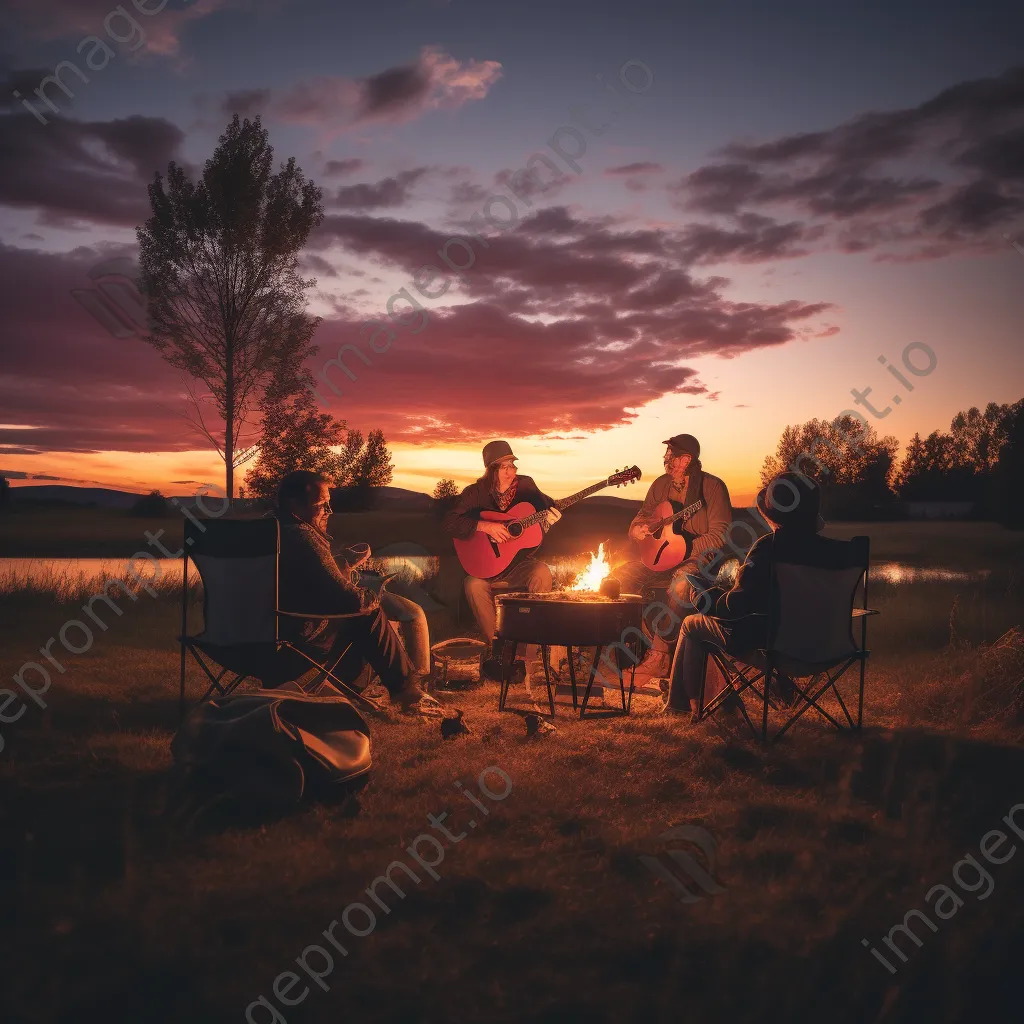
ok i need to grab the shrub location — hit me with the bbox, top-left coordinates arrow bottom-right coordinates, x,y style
130,490 -> 170,517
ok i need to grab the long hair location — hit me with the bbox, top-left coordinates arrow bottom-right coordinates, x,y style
477,462 -> 515,494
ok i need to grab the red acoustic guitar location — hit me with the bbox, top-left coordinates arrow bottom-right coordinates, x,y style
454,466 -> 642,580
637,498 -> 705,571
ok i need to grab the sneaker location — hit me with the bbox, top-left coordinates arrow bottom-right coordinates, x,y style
482,657 -> 526,685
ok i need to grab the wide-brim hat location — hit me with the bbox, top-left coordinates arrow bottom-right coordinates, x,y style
482,440 -> 517,468
756,472 -> 825,532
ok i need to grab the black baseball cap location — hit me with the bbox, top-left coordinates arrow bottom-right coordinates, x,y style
662,434 -> 700,459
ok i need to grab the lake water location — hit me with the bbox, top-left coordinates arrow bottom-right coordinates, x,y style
0,555 -> 992,594
0,551 -> 441,593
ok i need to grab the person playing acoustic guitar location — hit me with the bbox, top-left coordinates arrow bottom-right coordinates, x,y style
615,433 -> 732,684
444,441 -> 562,683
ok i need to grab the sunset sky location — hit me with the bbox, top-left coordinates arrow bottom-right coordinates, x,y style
2,0 -> 1024,506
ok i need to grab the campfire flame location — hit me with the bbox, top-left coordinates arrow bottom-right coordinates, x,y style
569,543 -> 611,592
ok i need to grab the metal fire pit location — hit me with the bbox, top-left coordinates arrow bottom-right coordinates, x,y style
494,591 -> 645,718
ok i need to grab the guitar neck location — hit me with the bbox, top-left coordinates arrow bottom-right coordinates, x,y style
652,500 -> 702,532
517,479 -> 611,527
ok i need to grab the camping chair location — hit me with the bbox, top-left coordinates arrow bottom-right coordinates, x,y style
699,535 -> 878,743
178,517 -> 386,721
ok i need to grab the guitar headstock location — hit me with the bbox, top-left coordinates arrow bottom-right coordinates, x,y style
609,465 -> 642,487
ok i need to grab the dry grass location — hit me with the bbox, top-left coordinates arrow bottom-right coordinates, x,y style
1,530 -> 1023,1023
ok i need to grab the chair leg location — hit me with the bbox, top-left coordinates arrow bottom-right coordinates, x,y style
857,657 -> 866,730
762,661 -> 772,743
179,639 -> 187,722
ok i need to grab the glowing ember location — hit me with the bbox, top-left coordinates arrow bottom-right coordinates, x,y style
569,543 -> 611,592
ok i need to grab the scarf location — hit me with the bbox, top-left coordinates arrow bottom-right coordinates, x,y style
673,461 -> 704,507
493,476 -> 518,512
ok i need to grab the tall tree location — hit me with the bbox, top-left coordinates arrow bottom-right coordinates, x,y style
332,429 -> 395,512
896,403 -> 1017,504
0,475 -> 10,510
353,429 -> 394,489
760,414 -> 899,518
432,478 -> 459,517
432,479 -> 459,503
991,400 -> 1024,528
244,390 -> 351,505
136,115 -> 326,500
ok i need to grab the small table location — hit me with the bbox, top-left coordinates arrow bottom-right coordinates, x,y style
494,592 -> 645,718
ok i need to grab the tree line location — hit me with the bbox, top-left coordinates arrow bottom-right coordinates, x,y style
760,399 -> 1024,526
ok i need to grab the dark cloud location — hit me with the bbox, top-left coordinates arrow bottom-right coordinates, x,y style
324,158 -> 366,177
5,0 -> 231,57
492,165 -> 572,206
0,242 -> 211,452
222,88 -> 271,118
306,206 -> 835,441
0,113 -> 186,227
272,46 -> 501,130
301,254 -> 339,277
605,162 -> 663,176
330,168 -> 431,210
670,65 -> 1024,259
675,213 -> 826,264
0,470 -> 30,478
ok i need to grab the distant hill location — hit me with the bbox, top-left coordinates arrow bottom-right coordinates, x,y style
10,485 -> 158,509
9,483 -> 437,512
582,494 -> 642,510
360,486 -> 433,512
8,484 -> 759,523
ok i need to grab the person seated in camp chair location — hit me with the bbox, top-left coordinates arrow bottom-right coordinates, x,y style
665,472 -> 842,720
274,470 -> 442,716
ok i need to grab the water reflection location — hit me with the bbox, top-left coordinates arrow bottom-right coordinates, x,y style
873,563 -> 991,585
548,555 -> 992,590
0,555 -> 994,594
0,557 -> 192,594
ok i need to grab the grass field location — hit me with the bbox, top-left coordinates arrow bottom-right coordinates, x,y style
1,520 -> 1022,1022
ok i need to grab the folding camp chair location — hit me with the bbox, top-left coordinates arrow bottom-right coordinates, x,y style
698,535 -> 878,743
177,517 -> 385,720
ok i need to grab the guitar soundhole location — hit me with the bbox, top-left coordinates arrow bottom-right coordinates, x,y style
507,522 -> 523,538
653,541 -> 669,566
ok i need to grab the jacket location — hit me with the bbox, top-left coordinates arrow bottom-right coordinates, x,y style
276,512 -> 377,643
443,474 -> 556,540
631,469 -> 732,563
714,526 -> 856,649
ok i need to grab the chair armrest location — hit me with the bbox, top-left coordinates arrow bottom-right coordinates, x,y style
851,608 -> 880,618
277,608 -> 377,621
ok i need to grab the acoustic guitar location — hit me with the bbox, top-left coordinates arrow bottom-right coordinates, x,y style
454,466 -> 642,580
637,498 -> 704,571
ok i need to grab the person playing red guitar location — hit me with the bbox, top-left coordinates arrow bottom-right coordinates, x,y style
616,433 -> 732,684
443,441 -> 562,682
